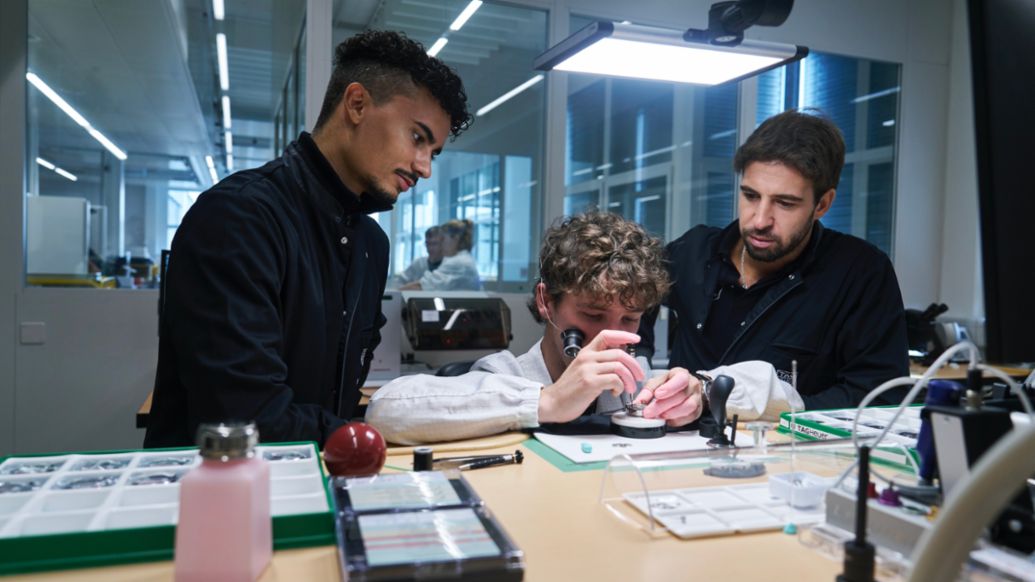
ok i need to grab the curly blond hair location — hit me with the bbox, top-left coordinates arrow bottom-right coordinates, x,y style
528,212 -> 670,322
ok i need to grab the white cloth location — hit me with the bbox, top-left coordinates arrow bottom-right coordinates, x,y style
701,360 -> 804,421
417,250 -> 481,291
391,256 -> 434,288
365,341 -> 550,445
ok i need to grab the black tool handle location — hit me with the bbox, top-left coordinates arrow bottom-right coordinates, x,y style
707,374 -> 736,427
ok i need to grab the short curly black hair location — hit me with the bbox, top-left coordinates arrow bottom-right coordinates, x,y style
314,30 -> 472,138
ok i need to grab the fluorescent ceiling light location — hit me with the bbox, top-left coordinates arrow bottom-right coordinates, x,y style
26,71 -> 128,160
224,130 -> 233,154
54,167 -> 78,182
205,155 -> 219,184
222,95 -> 232,129
476,75 -> 543,117
36,158 -> 77,181
449,1 -> 482,31
216,33 -> 229,90
227,153 -> 235,172
25,73 -> 88,126
852,86 -> 900,104
86,127 -> 127,160
427,37 -> 448,58
534,21 -> 806,86
212,0 -> 224,21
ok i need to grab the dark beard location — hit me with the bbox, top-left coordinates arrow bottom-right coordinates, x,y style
742,221 -> 813,263
361,176 -> 398,208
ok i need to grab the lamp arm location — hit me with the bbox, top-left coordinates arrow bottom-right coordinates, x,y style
908,424 -> 1035,581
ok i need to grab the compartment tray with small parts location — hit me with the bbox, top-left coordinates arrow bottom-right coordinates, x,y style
0,442 -> 334,575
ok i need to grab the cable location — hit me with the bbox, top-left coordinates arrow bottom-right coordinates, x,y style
908,424 -> 1035,581
833,341 -> 980,488
977,363 -> 1035,418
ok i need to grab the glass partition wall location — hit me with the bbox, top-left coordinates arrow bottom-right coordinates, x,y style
22,2 -> 901,291
564,17 -> 901,252
333,0 -> 549,292
25,0 -> 306,288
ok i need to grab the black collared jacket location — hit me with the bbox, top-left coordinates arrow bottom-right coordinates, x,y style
144,133 -> 389,448
641,220 -> 909,409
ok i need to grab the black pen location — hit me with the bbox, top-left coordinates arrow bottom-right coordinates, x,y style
455,450 -> 524,471
432,450 -> 523,468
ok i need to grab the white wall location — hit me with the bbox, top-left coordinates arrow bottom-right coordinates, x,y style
0,0 -> 978,454
0,0 -> 27,455
938,0 -> 983,328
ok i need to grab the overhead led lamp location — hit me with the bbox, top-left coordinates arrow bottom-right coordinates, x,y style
221,95 -> 232,129
54,167 -> 78,182
216,33 -> 230,90
36,157 -> 78,182
427,37 -> 448,58
205,155 -> 219,184
26,71 -> 128,160
477,75 -> 543,117
449,0 -> 482,31
534,0 -> 805,86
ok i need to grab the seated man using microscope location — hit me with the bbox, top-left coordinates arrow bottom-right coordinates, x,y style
366,212 -> 703,445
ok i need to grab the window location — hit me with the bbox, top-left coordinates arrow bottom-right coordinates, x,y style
757,52 -> 901,255
563,16 -> 901,258
564,17 -> 740,239
25,0 -> 305,287
337,0 -> 548,291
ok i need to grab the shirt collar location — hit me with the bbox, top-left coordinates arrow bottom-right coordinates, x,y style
296,131 -> 394,216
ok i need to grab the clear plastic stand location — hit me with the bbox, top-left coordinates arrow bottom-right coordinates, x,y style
598,438 -> 860,540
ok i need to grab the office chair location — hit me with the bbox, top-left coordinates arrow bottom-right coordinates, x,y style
435,361 -> 475,377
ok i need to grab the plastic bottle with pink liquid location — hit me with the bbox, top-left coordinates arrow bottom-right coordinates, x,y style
174,422 -> 271,582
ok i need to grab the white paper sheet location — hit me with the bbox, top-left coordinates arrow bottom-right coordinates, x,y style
533,430 -> 714,463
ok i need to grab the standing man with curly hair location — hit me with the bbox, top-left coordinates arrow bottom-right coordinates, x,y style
366,212 -> 703,445
145,31 -> 472,448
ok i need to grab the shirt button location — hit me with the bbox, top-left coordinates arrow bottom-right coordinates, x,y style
696,323 -> 703,330
788,274 -> 796,280
340,236 -> 349,245
740,321 -> 746,326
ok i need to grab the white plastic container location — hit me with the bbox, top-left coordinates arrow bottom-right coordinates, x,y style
768,471 -> 832,509
174,423 -> 271,582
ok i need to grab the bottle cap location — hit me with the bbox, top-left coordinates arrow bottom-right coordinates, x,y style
196,422 -> 259,461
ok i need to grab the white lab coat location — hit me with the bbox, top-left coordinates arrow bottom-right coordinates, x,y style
391,256 -> 435,288
417,250 -> 481,291
365,345 -> 801,445
366,341 -> 550,445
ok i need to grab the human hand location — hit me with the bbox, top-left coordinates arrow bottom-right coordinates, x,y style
634,367 -> 703,427
538,330 -> 645,424
399,281 -> 422,290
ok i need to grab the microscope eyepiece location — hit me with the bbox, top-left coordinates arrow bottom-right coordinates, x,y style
561,328 -> 585,358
